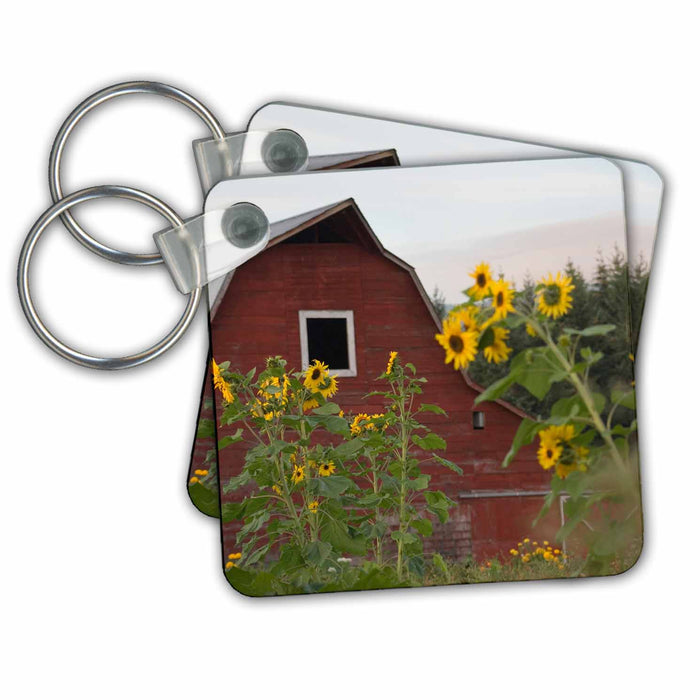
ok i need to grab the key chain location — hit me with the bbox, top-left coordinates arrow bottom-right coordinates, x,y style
15,80 -> 651,596
17,81 -> 300,369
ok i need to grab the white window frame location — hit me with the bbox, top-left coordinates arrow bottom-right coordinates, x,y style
298,310 -> 357,377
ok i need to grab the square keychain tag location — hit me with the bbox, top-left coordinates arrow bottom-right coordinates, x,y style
188,106 -> 663,534
195,157 -> 637,595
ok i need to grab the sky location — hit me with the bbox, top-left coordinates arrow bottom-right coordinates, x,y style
206,158 -> 628,304
248,103 -> 663,272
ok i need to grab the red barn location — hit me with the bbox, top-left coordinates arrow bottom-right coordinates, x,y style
202,198 -> 563,561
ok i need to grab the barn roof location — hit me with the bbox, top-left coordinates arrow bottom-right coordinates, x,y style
308,149 -> 399,171
209,198 -> 530,420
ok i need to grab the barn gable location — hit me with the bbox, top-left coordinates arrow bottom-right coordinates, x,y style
210,199 -> 556,559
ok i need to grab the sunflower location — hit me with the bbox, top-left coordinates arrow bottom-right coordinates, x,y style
317,461 -> 336,477
467,262 -> 493,300
536,272 -> 575,319
303,360 -> 339,410
482,327 -> 512,364
290,455 -> 305,485
386,351 -> 398,375
536,424 -> 587,478
350,413 -> 381,435
253,375 -> 290,420
304,360 -> 330,393
322,374 -> 339,399
258,374 -> 290,400
525,322 -> 537,337
435,318 -> 478,370
488,279 -> 515,321
448,306 -> 480,334
308,500 -> 319,514
537,432 -> 563,470
212,359 -> 234,403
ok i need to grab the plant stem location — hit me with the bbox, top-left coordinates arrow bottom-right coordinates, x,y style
533,318 -> 627,473
371,465 -> 383,566
396,376 -> 408,580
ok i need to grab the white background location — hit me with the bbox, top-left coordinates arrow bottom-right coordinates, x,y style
1,2 -> 695,697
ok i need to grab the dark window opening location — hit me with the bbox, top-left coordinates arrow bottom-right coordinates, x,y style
473,411 -> 485,430
306,318 -> 349,370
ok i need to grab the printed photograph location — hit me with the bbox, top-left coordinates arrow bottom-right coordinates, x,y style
191,160 -> 643,595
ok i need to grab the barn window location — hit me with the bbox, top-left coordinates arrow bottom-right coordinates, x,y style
299,310 -> 357,377
472,411 -> 485,430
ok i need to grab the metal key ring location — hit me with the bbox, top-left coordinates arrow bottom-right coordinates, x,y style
18,185 -> 202,370
49,81 -> 228,266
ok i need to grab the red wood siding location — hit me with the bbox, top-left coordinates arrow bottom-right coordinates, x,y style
211,239 -> 555,561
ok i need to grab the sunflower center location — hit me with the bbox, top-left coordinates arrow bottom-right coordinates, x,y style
546,449 -> 553,459
476,273 -> 487,287
496,291 -> 504,307
311,368 -> 321,380
448,334 -> 465,353
543,284 -> 561,306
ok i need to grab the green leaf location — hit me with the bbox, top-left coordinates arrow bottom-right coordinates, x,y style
551,394 -> 583,418
432,453 -> 463,475
412,433 -> 447,451
323,416 -> 349,434
410,518 -> 433,536
303,540 -> 333,566
222,472 -> 251,494
409,474 -> 430,491
475,372 -> 518,405
333,438 -> 365,460
218,428 -> 243,450
580,347 -> 604,365
312,402 -> 342,415
424,490 -> 452,523
564,324 -> 616,337
320,516 -> 367,556
611,388 -> 636,410
432,552 -> 449,576
510,348 -> 562,400
418,403 -> 447,416
502,418 -> 541,468
551,392 -> 604,419
408,555 -> 425,579
221,501 -> 246,523
316,475 -> 356,497
391,531 -> 419,545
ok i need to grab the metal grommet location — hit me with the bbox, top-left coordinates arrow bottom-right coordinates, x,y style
48,81 -> 227,266
17,185 -> 202,370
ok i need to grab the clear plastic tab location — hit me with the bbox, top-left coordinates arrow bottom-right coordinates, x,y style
154,203 -> 271,293
193,130 -> 310,193
193,129 -> 395,192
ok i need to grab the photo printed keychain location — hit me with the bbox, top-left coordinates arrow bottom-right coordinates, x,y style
187,103 -> 663,539
184,157 -> 637,595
